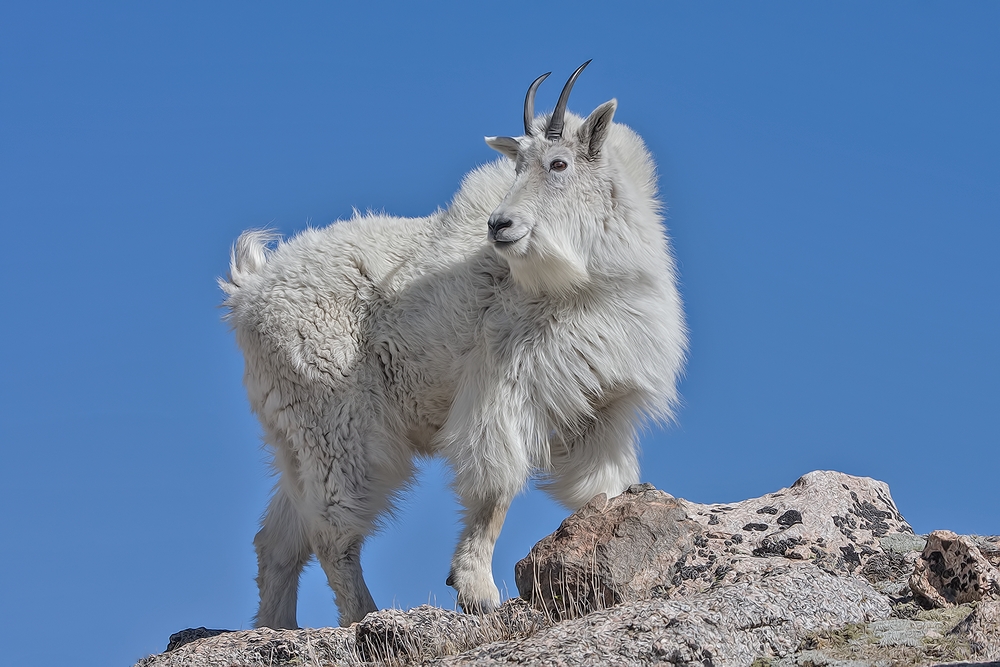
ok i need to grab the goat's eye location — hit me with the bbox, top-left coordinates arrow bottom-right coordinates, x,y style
550,159 -> 568,172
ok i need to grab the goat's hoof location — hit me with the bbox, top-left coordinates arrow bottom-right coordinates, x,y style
448,567 -> 500,613
459,598 -> 499,615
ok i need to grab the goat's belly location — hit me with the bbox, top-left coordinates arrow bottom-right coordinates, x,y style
376,360 -> 457,455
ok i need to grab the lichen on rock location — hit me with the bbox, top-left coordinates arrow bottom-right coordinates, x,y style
909,530 -> 1000,608
133,472 -> 1000,667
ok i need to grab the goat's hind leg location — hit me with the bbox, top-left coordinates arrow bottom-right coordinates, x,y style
309,420 -> 408,626
313,530 -> 377,626
254,486 -> 312,629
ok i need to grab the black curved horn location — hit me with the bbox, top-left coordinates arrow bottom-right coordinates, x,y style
524,72 -> 551,136
545,60 -> 592,141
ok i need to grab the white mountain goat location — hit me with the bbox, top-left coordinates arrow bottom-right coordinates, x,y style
220,61 -> 687,628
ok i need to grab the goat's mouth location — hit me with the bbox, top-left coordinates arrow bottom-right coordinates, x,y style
491,233 -> 527,249
489,225 -> 531,252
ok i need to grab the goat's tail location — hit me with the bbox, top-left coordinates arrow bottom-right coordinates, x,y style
218,228 -> 281,297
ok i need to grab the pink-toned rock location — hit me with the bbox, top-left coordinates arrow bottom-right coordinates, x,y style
670,470 -> 917,596
973,534 -> 1000,569
676,470 -> 913,566
910,530 -> 1000,608
444,563 -> 890,667
513,483 -> 700,620
135,626 -> 356,667
354,599 -> 543,662
515,471 -> 916,618
949,599 -> 1000,661
148,471 -> 1000,667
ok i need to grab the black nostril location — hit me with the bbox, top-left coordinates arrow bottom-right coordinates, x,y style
488,216 -> 513,233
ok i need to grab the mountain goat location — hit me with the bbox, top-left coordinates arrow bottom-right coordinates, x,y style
220,61 -> 687,628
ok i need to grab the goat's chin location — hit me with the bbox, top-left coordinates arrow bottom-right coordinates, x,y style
503,250 -> 590,296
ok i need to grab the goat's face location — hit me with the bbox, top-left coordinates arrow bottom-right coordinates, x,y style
485,64 -> 618,295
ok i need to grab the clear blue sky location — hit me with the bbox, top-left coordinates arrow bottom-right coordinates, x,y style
1,3 -> 997,666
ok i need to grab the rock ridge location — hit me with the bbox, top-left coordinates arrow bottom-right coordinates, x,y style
135,471 -> 1000,667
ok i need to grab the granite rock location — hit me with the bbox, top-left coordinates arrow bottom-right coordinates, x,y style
513,482 -> 700,620
436,563 -> 889,666
134,625 -> 356,667
949,600 -> 1000,661
354,599 -> 544,662
132,472 -> 999,667
910,531 -> 1000,608
516,470 -> 915,618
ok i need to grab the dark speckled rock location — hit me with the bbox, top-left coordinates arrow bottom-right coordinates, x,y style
911,531 -> 1000,608
516,470 -> 918,616
133,472 -> 999,667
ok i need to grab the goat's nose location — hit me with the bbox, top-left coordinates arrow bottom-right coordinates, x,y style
488,216 -> 513,236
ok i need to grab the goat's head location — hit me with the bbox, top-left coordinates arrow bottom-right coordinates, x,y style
485,61 -> 618,295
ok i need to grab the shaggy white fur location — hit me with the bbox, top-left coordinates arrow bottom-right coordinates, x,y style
221,87 -> 687,628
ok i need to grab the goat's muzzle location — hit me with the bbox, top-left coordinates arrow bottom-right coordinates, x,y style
488,215 -> 522,245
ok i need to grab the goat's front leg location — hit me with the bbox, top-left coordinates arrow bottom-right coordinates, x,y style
447,493 -> 512,614
442,371 -> 529,614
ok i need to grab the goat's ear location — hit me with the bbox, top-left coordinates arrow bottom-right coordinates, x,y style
579,99 -> 617,158
485,136 -> 522,161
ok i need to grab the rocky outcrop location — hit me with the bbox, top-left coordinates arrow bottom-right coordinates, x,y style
515,471 -> 915,620
354,599 -> 544,663
135,601 -> 545,667
438,563 -> 889,666
512,482 -> 701,620
910,530 -> 1000,608
952,600 -> 1000,661
135,625 -> 356,667
135,471 -> 1000,667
